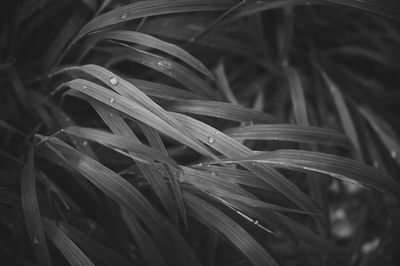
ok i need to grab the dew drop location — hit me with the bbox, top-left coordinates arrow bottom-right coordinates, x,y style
109,113 -> 113,117
210,172 -> 217,176
373,161 -> 379,168
158,60 -> 172,69
208,136 -> 215,144
215,131 -> 220,135
82,86 -> 87,90
83,141 -> 88,146
120,13 -> 128,19
158,168 -> 165,175
109,77 -> 119,86
33,237 -> 39,245
110,98 -> 115,103
391,150 -> 398,159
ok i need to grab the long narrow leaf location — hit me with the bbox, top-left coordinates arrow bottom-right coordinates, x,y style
184,191 -> 278,266
74,0 -> 235,41
62,126 -> 178,168
225,124 -> 351,148
226,149 -> 400,196
173,113 -> 319,213
166,100 -> 279,124
61,78 -> 218,161
21,148 -> 52,266
42,218 -> 94,266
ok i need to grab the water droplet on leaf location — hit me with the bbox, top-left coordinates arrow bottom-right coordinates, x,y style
33,237 -> 39,245
83,141 -> 88,146
158,60 -> 172,69
391,150 -> 398,159
208,136 -> 215,144
110,98 -> 115,103
109,77 -> 119,86
120,13 -> 128,19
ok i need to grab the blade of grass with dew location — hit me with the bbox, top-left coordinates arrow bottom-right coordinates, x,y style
182,167 -> 310,214
102,46 -> 216,98
62,64 -> 212,155
40,136 -> 202,265
193,165 -> 274,191
90,101 -> 180,224
61,79 -> 218,161
358,106 -> 400,166
214,61 -> 239,105
226,149 -> 400,196
93,30 -> 214,80
74,0 -> 235,42
321,70 -> 363,160
126,78 -> 206,100
59,223 -> 132,266
62,126 -> 179,168
20,148 -> 52,266
181,166 -> 256,199
225,124 -> 351,148
139,123 -> 186,225
165,99 -> 279,124
173,113 -> 319,213
184,191 -> 278,266
42,218 -> 94,266
121,208 -> 167,266
215,194 -> 300,244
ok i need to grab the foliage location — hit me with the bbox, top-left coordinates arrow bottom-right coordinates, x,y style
1,0 -> 400,265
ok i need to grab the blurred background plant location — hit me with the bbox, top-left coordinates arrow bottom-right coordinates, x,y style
1,0 -> 400,265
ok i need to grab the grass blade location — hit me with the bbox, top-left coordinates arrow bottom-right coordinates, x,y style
121,208 -> 167,266
286,66 -> 309,125
126,78 -> 205,100
61,78 -> 218,161
321,70 -> 362,159
20,148 -> 52,266
74,0 -> 234,41
61,64 -> 218,161
173,113 -> 319,213
225,124 -> 351,148
42,218 -> 94,266
214,61 -> 239,105
166,99 -> 279,124
103,46 -> 216,98
60,223 -> 132,266
358,106 -> 400,166
95,30 -> 214,80
41,136 -> 202,266
62,126 -> 178,168
90,101 -> 180,225
226,149 -> 400,196
184,191 -> 278,266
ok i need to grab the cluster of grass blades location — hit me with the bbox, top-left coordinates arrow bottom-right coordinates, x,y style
1,0 -> 400,265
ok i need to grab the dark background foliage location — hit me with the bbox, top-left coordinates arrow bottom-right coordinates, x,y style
1,0 -> 400,265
